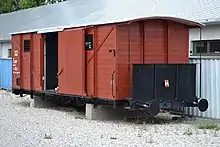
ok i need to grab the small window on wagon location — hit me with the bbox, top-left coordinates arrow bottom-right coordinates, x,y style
24,40 -> 30,52
85,34 -> 93,50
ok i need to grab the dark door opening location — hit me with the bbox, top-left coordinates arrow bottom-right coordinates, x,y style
45,32 -> 58,91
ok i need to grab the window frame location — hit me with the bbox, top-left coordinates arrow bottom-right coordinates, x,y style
8,48 -> 12,58
85,34 -> 93,50
192,39 -> 220,56
24,40 -> 30,52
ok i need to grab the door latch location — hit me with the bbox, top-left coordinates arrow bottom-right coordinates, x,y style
109,49 -> 116,57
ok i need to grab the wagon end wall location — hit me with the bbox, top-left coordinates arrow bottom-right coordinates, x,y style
116,20 -> 190,100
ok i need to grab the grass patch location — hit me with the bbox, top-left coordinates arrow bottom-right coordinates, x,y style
198,123 -> 220,130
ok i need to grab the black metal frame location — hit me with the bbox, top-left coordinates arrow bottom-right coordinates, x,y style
127,63 -> 208,116
12,86 -> 207,118
12,88 -> 126,107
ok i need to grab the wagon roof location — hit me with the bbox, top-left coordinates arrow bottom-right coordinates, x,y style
0,0 -> 219,40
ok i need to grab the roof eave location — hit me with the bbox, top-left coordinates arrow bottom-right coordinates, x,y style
10,16 -> 204,36
0,39 -> 11,42
201,20 -> 220,26
127,16 -> 204,28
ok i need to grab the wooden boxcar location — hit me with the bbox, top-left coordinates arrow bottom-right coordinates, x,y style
11,17 -> 209,116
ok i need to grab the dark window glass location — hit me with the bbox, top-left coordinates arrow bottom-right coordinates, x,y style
8,49 -> 12,58
193,41 -> 207,53
85,34 -> 93,50
16,77 -> 20,86
24,40 -> 30,52
209,40 -> 220,53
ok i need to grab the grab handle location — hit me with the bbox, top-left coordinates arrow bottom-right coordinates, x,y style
111,71 -> 116,98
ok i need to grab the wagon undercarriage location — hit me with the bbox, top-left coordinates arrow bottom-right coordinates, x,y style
124,98 -> 208,118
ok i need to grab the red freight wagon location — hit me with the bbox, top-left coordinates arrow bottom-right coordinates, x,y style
12,17 -> 209,116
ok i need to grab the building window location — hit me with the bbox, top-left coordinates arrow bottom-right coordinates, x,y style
209,40 -> 220,53
24,40 -> 30,52
85,34 -> 93,50
192,40 -> 220,55
193,41 -> 207,54
8,49 -> 12,58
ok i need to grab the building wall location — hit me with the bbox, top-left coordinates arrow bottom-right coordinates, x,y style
0,41 -> 12,58
190,25 -> 220,41
0,40 -> 12,89
0,58 -> 12,89
186,58 -> 220,119
188,25 -> 220,119
189,25 -> 220,56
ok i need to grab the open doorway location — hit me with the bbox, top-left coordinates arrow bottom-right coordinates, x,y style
44,32 -> 58,91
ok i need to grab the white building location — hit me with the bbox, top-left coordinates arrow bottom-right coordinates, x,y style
0,41 -> 11,58
187,22 -> 220,119
190,23 -> 220,57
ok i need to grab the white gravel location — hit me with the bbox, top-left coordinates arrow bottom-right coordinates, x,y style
0,90 -> 220,147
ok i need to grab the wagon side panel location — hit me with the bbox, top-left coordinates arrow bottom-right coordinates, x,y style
116,23 -> 142,100
58,28 -> 85,96
32,33 -> 44,91
21,34 -> 31,91
85,28 -> 95,97
95,25 -> 117,100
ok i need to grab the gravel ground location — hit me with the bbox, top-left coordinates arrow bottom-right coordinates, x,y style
0,90 -> 220,147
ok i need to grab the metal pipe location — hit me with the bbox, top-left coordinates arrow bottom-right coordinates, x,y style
199,27 -> 202,99
128,25 -> 131,98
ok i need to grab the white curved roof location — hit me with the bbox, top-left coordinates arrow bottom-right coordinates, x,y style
0,0 -> 220,40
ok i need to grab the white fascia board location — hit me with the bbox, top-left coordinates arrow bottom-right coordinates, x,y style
37,27 -> 64,34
